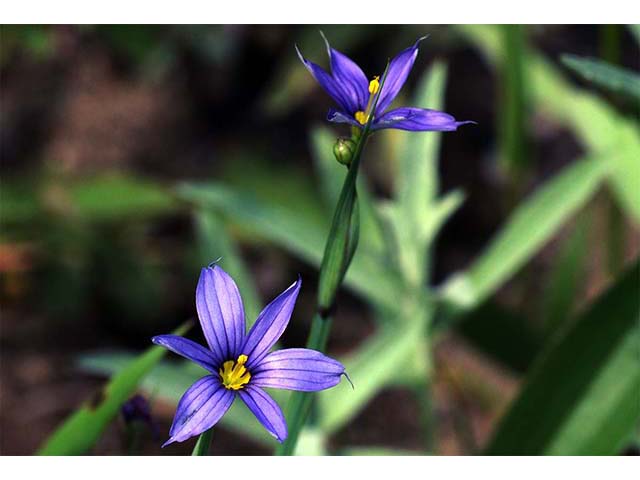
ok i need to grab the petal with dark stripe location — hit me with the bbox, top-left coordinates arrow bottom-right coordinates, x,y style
321,32 -> 369,111
373,107 -> 474,132
152,335 -> 218,373
241,277 -> 301,369
296,45 -> 357,114
327,108 -> 361,127
195,265 -> 245,362
252,348 -> 345,392
163,376 -> 235,446
375,37 -> 426,115
238,385 -> 287,443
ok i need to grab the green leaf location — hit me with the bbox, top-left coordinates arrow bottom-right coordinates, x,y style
177,182 -> 404,314
318,300 -> 431,434
454,301 -> 543,374
541,217 -> 589,335
37,322 -> 190,455
340,446 -> 424,456
456,24 -> 640,222
191,429 -> 213,456
440,156 -> 609,313
486,260 -> 640,455
561,54 -> 640,102
385,62 -> 460,287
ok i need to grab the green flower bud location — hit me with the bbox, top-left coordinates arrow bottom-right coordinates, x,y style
333,138 -> 356,166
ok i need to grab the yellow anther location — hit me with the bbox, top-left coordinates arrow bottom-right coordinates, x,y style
219,354 -> 251,390
355,111 -> 369,125
368,76 -> 380,95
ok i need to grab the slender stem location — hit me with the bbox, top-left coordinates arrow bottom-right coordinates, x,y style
191,428 -> 213,456
499,24 -> 528,206
276,63 -> 392,456
276,130 -> 370,456
598,25 -> 625,277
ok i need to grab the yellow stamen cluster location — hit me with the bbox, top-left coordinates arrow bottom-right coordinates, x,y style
219,354 -> 251,390
355,76 -> 380,125
355,111 -> 369,125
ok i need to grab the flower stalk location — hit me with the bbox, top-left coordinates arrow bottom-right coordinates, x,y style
276,66 -> 391,456
191,428 -> 213,456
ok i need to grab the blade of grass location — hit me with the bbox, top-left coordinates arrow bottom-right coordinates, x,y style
440,156 -> 609,315
486,260 -> 640,455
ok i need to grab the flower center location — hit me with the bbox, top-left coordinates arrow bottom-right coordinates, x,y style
355,76 -> 380,125
219,354 -> 251,390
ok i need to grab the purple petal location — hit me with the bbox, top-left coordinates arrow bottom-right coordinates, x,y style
238,385 -> 287,442
372,107 -> 474,132
152,335 -> 218,373
375,37 -> 426,115
296,45 -> 357,114
321,32 -> 369,111
241,277 -> 301,369
162,376 -> 234,446
196,265 -> 245,362
252,348 -> 345,392
327,108 -> 361,128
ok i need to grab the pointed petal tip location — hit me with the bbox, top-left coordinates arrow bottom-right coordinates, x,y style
343,371 -> 355,390
161,437 -> 175,448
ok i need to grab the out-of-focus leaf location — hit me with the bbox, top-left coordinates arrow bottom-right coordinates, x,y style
385,62 -> 461,287
177,182 -> 404,313
37,322 -> 190,455
340,446 -> 424,456
3,174 -> 177,227
440,156 -> 608,313
318,301 -> 430,434
561,54 -> 640,102
454,301 -> 543,373
194,209 -> 262,324
457,24 -> 640,222
77,351 -> 283,447
486,261 -> 640,455
629,24 -> 640,45
541,217 -> 588,335
498,25 -> 529,178
71,174 -> 177,221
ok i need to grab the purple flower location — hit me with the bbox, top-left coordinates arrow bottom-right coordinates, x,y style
296,34 -> 473,132
152,265 -> 346,446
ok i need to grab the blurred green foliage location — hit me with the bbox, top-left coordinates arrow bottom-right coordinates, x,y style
4,24 -> 638,455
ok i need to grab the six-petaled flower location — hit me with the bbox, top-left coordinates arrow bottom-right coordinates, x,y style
152,265 -> 346,446
296,34 -> 473,132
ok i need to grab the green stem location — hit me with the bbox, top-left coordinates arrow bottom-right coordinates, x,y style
598,25 -> 625,277
191,428 -> 213,456
276,63 -> 392,456
499,24 -> 528,206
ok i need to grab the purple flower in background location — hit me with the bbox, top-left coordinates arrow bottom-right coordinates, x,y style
152,265 -> 346,446
296,34 -> 473,132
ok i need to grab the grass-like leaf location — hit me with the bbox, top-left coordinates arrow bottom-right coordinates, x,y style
456,24 -> 640,222
486,260 -> 640,455
561,54 -> 640,102
440,156 -> 608,313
